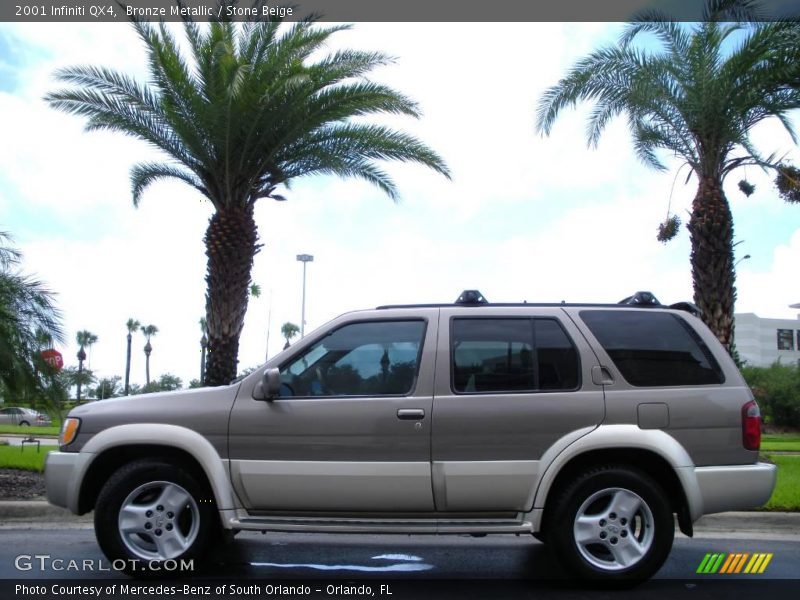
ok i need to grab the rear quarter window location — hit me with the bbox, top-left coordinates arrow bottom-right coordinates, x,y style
579,310 -> 724,386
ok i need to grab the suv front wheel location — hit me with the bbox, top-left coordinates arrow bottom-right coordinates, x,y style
548,465 -> 674,584
94,460 -> 218,575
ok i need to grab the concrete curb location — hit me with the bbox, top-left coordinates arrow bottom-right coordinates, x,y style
690,511 -> 800,535
0,501 -> 91,522
0,502 -> 797,531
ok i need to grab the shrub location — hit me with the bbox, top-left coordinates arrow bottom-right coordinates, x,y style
741,363 -> 800,429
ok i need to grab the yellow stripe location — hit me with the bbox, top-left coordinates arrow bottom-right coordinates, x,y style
746,554 -> 764,574
758,554 -> 773,574
744,554 -> 764,573
720,554 -> 736,574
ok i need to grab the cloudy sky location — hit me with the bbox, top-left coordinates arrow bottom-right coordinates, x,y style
0,21 -> 798,389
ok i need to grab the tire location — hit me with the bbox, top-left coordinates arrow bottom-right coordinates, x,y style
19,421 -> 30,427
548,465 -> 674,585
94,460 -> 219,576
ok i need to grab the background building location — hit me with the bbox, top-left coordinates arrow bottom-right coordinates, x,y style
735,304 -> 800,367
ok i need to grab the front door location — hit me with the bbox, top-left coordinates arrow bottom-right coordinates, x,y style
228,310 -> 438,512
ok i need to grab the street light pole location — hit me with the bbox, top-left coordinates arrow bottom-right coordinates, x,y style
296,254 -> 314,337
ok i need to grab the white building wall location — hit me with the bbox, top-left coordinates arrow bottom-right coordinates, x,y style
734,312 -> 800,367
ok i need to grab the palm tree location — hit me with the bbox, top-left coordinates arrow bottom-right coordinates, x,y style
281,321 -> 300,350
75,330 -> 97,403
45,4 -> 450,386
34,327 -> 53,352
92,375 -> 122,400
0,231 -> 64,406
535,0 -> 800,351
124,318 -> 140,395
59,366 -> 95,403
141,324 -> 158,386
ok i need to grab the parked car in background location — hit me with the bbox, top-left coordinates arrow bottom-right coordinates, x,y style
0,406 -> 52,426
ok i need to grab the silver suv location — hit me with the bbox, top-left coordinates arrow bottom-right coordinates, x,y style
45,291 -> 776,583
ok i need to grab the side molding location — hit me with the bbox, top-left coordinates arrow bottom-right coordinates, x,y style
80,424 -> 238,518
529,424 -> 703,527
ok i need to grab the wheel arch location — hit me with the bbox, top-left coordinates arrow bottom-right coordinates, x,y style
77,424 -> 236,519
533,425 -> 701,537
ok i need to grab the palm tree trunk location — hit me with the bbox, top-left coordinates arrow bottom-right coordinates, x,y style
76,361 -> 83,404
76,346 -> 86,404
144,343 -> 152,386
124,332 -> 132,395
204,204 -> 260,386
687,175 -> 736,352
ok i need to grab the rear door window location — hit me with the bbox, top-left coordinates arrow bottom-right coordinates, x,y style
580,310 -> 724,386
451,318 -> 580,393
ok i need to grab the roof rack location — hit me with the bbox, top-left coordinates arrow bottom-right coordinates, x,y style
618,291 -> 660,306
377,290 -> 701,316
617,291 -> 701,317
455,290 -> 488,305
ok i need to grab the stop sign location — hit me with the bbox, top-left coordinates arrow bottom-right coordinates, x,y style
41,348 -> 64,371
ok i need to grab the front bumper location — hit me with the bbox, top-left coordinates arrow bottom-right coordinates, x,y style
44,451 -> 93,514
694,462 -> 777,516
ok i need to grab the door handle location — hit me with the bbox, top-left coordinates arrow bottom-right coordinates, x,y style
397,409 -> 425,420
591,365 -> 615,386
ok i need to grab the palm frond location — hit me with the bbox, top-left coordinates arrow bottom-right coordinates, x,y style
538,0 -> 799,182
274,123 -> 451,200
130,162 -> 208,207
703,0 -> 765,22
620,18 -> 690,57
0,232 -> 64,402
47,15 -> 449,210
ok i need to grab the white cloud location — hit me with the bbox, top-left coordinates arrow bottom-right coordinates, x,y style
737,230 -> 800,318
1,21 -> 799,388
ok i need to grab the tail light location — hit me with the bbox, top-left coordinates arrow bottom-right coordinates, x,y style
742,400 -> 761,451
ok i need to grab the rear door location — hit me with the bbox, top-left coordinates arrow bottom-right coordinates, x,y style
431,307 -> 605,511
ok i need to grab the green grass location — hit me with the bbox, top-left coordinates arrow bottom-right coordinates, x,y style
0,445 -> 54,472
761,434 -> 800,453
762,454 -> 800,511
0,424 -> 59,436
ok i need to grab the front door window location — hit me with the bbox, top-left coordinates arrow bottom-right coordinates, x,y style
279,320 -> 426,397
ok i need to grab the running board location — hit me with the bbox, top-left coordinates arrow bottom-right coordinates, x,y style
229,516 -> 534,535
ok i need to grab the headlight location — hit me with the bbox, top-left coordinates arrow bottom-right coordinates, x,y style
59,418 -> 80,447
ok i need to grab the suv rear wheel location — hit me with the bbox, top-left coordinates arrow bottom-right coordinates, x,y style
94,460 -> 218,575
548,465 -> 674,584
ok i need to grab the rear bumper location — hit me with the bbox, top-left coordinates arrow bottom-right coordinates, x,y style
694,462 -> 777,516
44,451 -> 92,514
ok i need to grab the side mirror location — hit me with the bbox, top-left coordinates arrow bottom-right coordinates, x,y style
254,367 -> 281,401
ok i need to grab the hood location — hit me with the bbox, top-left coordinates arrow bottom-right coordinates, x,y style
67,383 -> 241,441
